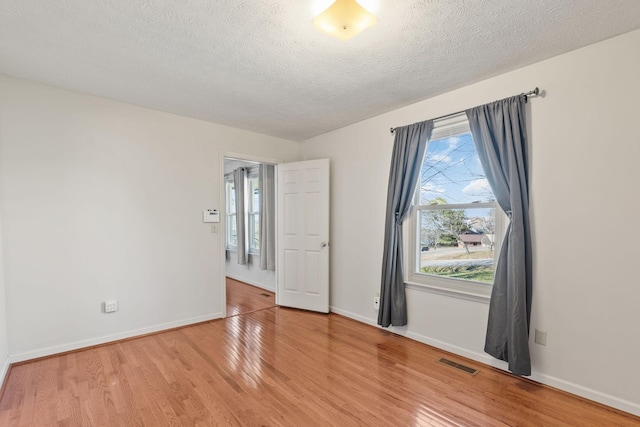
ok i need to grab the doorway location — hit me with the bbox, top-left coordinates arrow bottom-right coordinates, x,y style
222,155 -> 277,317
221,155 -> 331,318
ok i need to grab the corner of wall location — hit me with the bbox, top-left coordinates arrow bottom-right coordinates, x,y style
0,355 -> 9,389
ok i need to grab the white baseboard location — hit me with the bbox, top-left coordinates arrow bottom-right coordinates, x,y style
527,371 -> 640,417
329,306 -> 378,327
329,306 -> 640,418
226,274 -> 275,292
329,306 -> 497,365
9,312 -> 224,364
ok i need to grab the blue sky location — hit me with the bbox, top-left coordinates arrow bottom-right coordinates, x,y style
419,132 -> 494,205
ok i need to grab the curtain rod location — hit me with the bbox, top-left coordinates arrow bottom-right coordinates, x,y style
390,87 -> 540,134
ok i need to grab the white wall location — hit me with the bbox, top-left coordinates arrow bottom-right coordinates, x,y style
301,30 -> 640,415
0,75 -> 299,361
226,253 -> 275,292
0,186 -> 9,383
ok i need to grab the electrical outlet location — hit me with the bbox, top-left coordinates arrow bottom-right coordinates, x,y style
374,296 -> 380,310
104,300 -> 118,313
534,329 -> 547,346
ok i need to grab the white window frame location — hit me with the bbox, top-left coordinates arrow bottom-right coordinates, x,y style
247,167 -> 260,256
225,177 -> 237,251
405,114 -> 508,301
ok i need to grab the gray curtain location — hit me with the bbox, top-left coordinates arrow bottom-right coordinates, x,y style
466,95 -> 532,376
378,120 -> 433,327
233,167 -> 247,265
259,164 -> 275,270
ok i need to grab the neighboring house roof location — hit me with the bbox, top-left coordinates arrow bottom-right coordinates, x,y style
460,233 -> 485,243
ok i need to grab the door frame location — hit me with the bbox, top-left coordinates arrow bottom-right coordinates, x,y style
220,151 -> 279,318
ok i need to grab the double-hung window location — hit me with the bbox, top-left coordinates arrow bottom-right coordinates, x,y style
408,114 -> 506,298
225,167 -> 261,255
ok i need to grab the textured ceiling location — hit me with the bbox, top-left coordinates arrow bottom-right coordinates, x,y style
2,1 -> 640,141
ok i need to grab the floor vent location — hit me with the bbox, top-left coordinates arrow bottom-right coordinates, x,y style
261,293 -> 271,297
437,358 -> 479,376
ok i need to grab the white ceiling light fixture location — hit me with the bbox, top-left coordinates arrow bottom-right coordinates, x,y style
313,0 -> 378,41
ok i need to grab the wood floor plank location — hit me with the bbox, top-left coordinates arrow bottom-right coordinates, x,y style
226,278 -> 275,317
1,280 -> 638,426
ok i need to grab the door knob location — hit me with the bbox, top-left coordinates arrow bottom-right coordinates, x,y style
321,241 -> 329,248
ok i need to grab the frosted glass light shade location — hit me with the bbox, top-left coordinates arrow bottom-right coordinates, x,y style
313,0 -> 378,40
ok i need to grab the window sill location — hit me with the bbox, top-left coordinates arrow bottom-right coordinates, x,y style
404,280 -> 491,304
226,248 -> 261,257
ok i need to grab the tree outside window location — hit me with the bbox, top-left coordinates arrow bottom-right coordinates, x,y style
411,117 -> 505,288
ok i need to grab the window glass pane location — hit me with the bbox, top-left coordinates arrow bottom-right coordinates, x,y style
250,178 -> 260,212
418,207 -> 495,284
420,132 -> 494,205
229,184 -> 236,214
249,213 -> 260,251
228,214 -> 237,247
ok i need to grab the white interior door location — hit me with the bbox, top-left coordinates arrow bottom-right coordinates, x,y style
277,159 -> 330,313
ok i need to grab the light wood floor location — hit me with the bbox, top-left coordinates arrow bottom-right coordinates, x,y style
226,277 -> 275,317
1,284 -> 638,426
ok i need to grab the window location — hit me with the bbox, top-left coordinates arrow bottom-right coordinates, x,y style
408,114 -> 506,297
225,166 -> 261,255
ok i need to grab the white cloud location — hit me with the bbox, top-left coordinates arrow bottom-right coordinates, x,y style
447,136 -> 460,150
462,178 -> 491,195
427,137 -> 459,163
422,182 -> 445,195
430,153 -> 451,163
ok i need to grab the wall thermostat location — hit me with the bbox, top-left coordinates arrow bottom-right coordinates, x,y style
203,209 -> 220,223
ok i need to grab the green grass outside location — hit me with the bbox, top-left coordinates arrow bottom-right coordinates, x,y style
420,265 -> 494,283
429,249 -> 494,260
